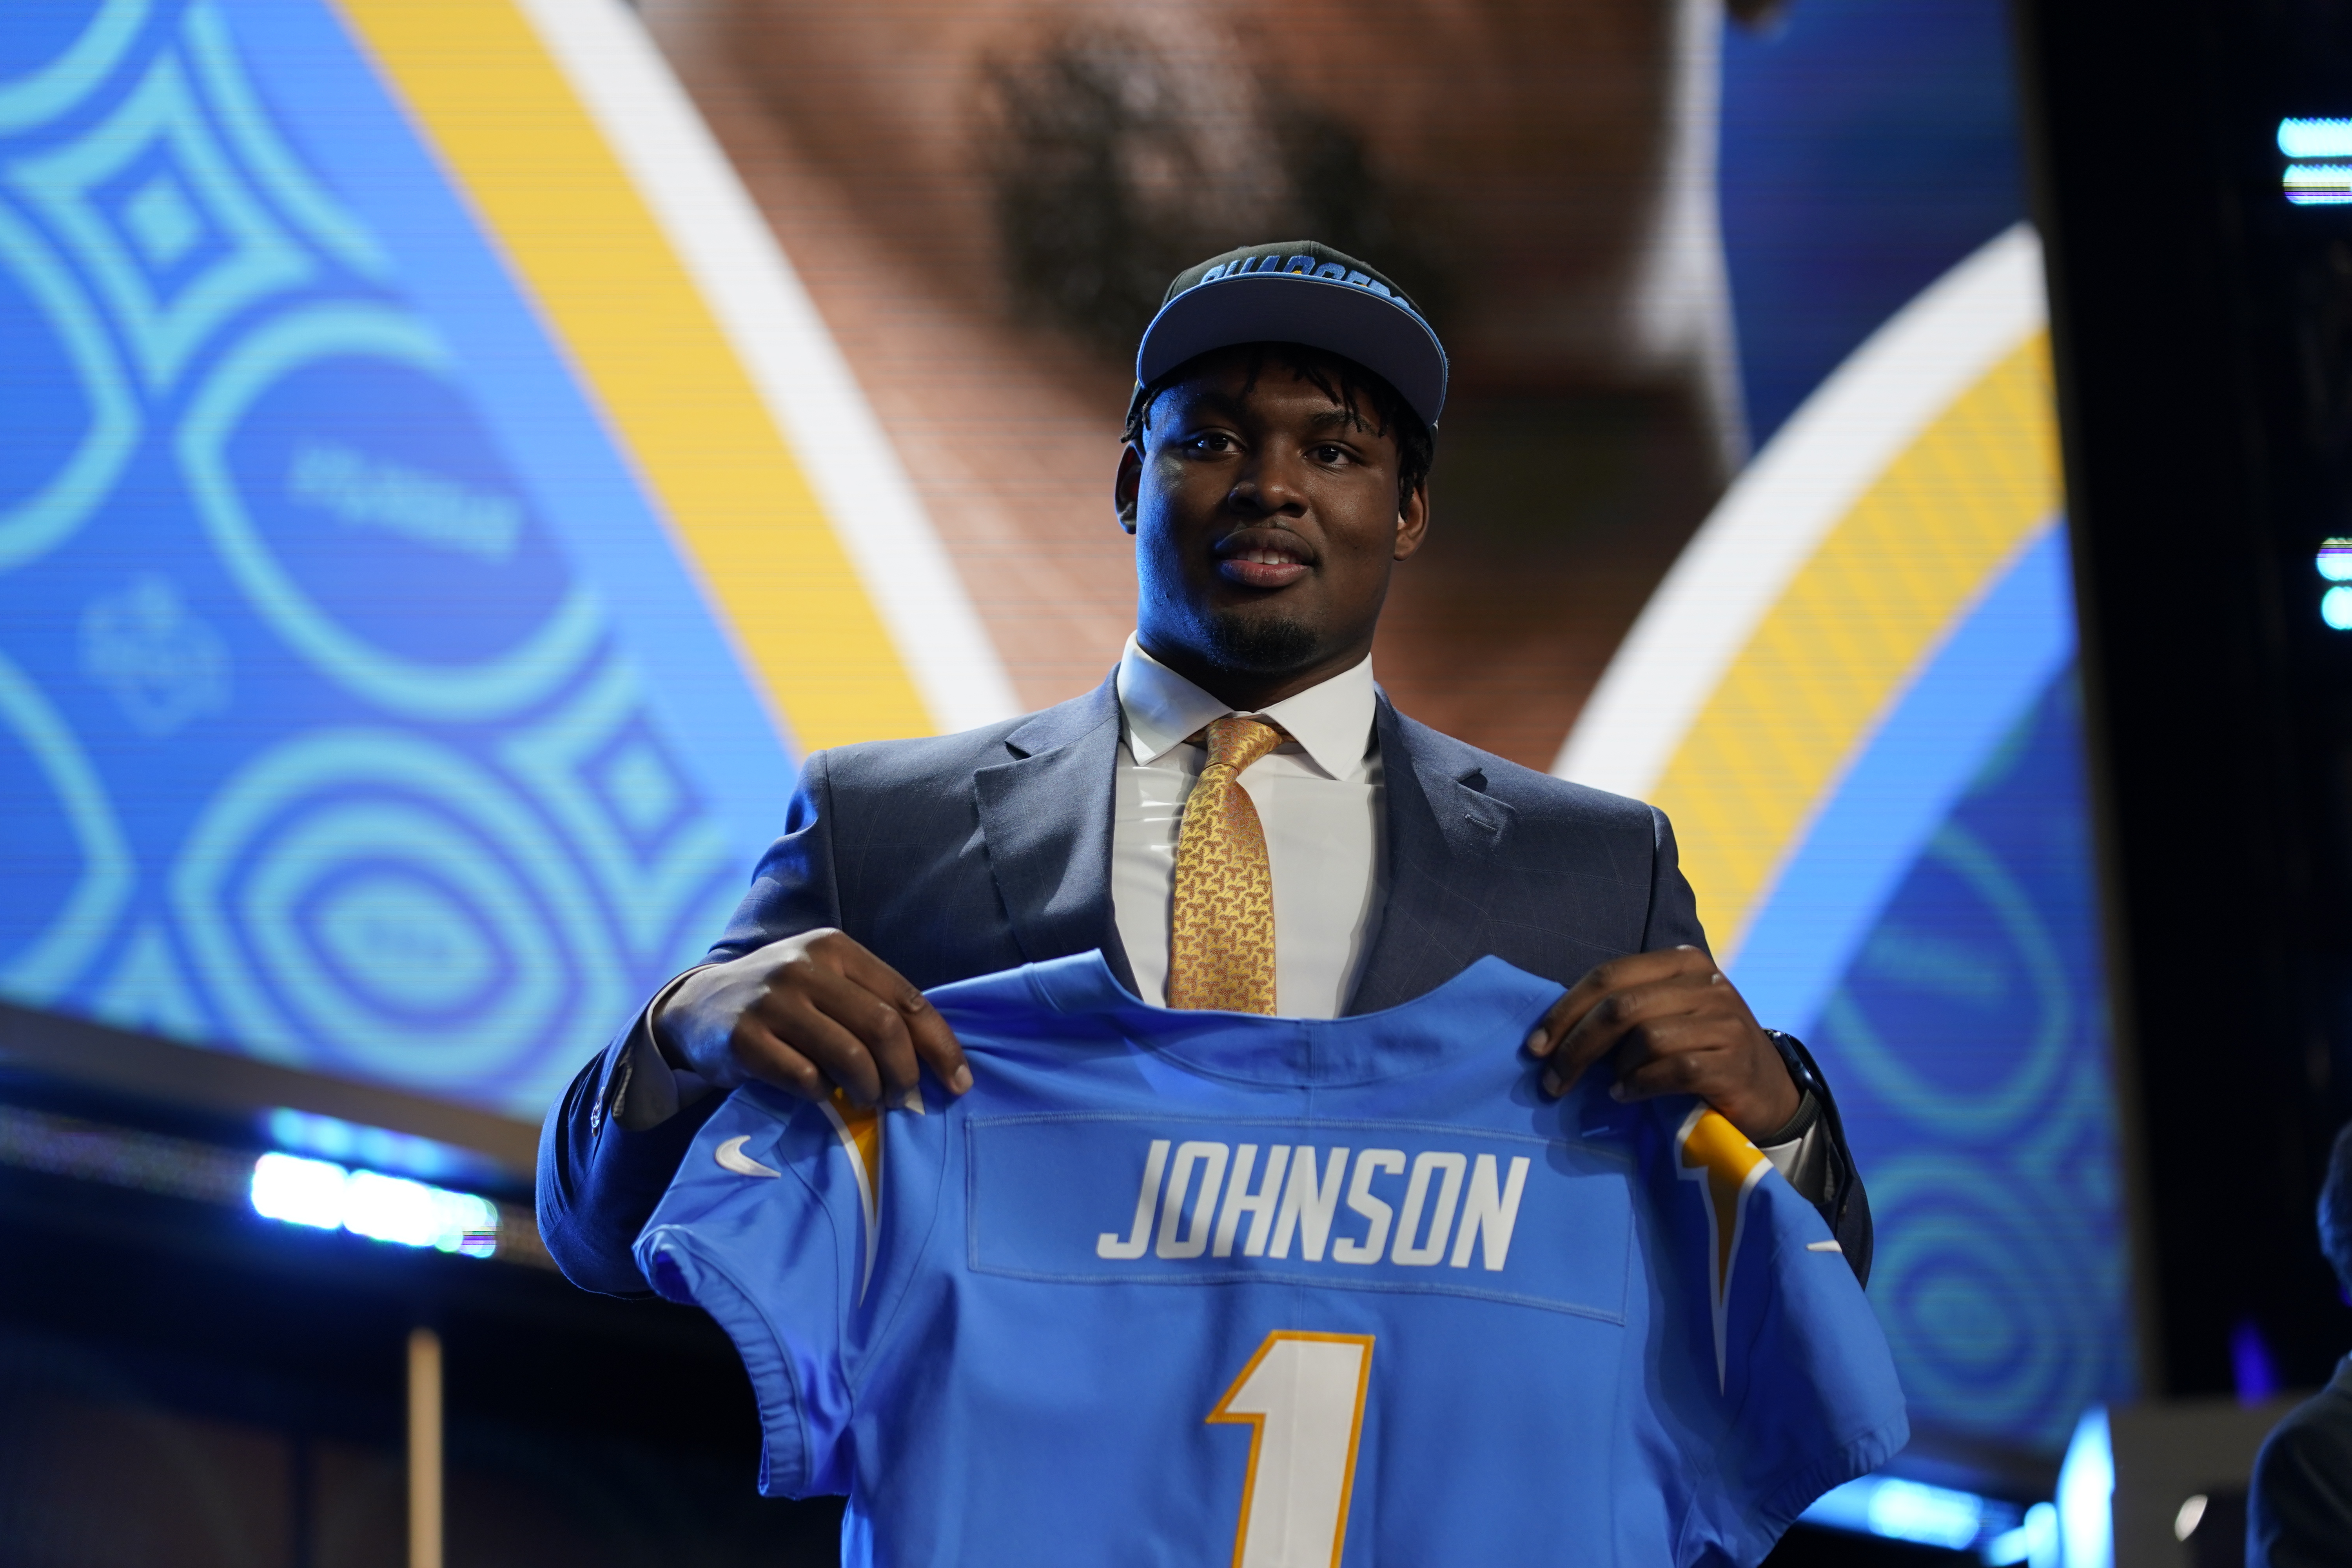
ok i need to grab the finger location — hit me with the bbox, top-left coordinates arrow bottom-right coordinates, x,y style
1523,990 -> 1579,1059
1540,973 -> 1719,1097
903,994 -> 972,1098
728,1018 -> 835,1102
1524,946 -> 1715,1057
799,963 -> 925,1105
1608,1017 -> 1800,1136
1608,1044 -> 1723,1104
760,988 -> 888,1107
1605,1011 -> 1730,1085
824,940 -> 972,1099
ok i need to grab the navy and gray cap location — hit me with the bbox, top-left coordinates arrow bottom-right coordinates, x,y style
1132,241 -> 1449,430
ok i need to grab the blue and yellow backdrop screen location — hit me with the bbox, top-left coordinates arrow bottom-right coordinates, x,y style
0,0 -> 2127,1452
0,0 -> 815,1119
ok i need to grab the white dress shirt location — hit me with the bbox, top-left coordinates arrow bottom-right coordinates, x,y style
1111,636 -> 1385,1018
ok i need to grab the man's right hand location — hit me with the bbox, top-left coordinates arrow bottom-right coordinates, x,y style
651,930 -> 972,1111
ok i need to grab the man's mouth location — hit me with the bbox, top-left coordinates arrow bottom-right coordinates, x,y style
1216,539 -> 1313,590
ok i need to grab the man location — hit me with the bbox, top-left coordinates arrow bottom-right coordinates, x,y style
2249,1121 -> 2352,1566
537,242 -> 1869,1295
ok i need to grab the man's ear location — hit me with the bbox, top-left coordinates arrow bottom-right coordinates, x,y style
1393,480 -> 1431,561
1114,443 -> 1143,535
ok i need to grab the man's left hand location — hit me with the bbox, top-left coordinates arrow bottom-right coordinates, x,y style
1524,947 -> 1802,1142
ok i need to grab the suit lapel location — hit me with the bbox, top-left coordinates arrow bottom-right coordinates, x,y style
972,674 -> 1138,993
1345,698 -> 1517,1014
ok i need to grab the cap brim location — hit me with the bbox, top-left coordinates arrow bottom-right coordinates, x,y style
1135,272 -> 1448,428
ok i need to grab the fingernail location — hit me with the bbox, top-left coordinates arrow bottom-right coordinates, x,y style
949,1065 -> 973,1094
898,1087 -> 926,1115
1609,1082 -> 1626,1102
1524,1030 -> 1549,1056
1541,1071 -> 1563,1098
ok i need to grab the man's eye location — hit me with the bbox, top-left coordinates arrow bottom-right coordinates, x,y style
1188,433 -> 1235,453
1312,445 -> 1350,463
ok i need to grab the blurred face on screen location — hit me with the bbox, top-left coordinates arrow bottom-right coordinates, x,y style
679,0 -> 1688,396
639,0 -> 1730,764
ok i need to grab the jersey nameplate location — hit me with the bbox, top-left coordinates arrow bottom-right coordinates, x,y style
965,1114 -> 1632,1321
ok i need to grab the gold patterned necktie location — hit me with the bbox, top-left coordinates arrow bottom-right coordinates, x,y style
1167,715 -> 1289,1014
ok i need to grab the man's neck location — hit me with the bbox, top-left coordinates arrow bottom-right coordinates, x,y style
1134,633 -> 1375,713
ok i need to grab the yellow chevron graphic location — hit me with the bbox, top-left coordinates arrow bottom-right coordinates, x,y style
1678,1106 -> 1771,1391
332,0 -> 934,749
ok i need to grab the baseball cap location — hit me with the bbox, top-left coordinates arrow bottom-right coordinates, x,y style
1132,241 -> 1448,430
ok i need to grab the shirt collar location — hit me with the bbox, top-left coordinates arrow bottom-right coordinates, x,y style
1114,633 -> 1377,780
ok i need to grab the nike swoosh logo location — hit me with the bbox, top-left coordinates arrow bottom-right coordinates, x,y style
715,1134 -> 781,1178
1806,1240 -> 1843,1253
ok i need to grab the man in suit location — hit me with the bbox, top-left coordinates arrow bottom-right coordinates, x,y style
537,241 -> 1870,1296
2249,1120 -> 2352,1566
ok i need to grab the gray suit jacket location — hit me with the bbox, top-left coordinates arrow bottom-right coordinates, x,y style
536,676 -> 1871,1293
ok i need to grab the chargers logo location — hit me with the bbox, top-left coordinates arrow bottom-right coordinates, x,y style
821,1093 -> 885,1302
1676,1106 -> 1771,1391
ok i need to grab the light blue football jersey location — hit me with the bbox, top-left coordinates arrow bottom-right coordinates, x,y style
635,953 -> 1906,1567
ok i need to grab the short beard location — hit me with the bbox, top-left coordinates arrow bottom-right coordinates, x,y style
980,20 -> 1446,358
1195,609 -> 1321,677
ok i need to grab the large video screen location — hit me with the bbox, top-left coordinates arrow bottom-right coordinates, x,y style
0,0 -> 2126,1448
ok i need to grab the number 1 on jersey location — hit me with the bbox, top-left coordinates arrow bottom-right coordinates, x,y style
1207,1332 -> 1376,1568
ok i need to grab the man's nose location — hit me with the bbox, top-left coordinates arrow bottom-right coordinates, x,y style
1227,450 -> 1309,515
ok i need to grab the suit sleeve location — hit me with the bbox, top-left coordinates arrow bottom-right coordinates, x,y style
2251,1402 -> 2352,1568
1641,806 -> 1876,1284
536,753 -> 849,1295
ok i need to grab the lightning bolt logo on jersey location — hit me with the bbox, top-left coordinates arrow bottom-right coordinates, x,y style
636,953 -> 1906,1567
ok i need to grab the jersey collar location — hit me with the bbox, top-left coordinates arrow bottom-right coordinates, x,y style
1024,951 -> 1565,1088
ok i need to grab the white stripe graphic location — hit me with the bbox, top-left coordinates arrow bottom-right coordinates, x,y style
1554,224 -> 2047,798
816,1100 -> 881,1304
510,0 -> 1018,735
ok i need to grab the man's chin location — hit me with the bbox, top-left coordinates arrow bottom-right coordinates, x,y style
1197,609 -> 1322,676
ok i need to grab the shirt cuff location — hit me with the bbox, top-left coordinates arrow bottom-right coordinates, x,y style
612,967 -> 717,1132
1754,1091 -> 1829,1203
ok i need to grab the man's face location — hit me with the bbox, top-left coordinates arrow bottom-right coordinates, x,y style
1117,350 -> 1429,701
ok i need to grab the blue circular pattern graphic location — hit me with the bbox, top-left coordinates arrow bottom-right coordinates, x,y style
1818,822 -> 2074,1144
0,648 -> 130,1004
0,0 -> 754,1124
1861,1153 -> 2107,1441
170,729 -> 624,1100
1814,668 -> 2134,1448
0,202 -> 138,571
178,304 -> 601,722
0,0 -> 148,134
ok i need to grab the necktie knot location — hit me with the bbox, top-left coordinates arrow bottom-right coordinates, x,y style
1201,714 -> 1288,775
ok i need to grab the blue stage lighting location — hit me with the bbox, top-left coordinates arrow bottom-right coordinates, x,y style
2056,1407 -> 2114,1568
248,1151 -> 499,1257
1984,1501 -> 2059,1566
1799,1475 -> 2024,1555
2281,119 -> 2352,158
264,1108 -> 474,1183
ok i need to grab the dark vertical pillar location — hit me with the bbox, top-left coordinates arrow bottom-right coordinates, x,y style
2013,0 -> 2352,1397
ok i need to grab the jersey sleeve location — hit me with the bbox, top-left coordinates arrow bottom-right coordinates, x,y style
1650,1102 -> 1909,1563
633,1085 -> 881,1497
